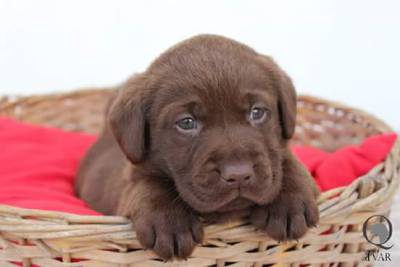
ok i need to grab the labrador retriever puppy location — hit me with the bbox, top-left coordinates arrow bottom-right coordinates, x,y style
76,34 -> 319,260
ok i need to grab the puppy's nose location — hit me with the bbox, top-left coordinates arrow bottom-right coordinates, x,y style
220,161 -> 255,185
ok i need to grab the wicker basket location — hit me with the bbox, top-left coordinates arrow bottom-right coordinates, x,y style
0,89 -> 399,267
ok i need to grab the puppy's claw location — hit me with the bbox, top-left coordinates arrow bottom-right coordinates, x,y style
250,192 -> 319,242
133,207 -> 202,260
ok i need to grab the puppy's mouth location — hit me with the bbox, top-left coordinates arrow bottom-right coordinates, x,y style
219,185 -> 277,212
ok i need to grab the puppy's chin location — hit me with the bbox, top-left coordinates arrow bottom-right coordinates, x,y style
238,178 -> 282,206
175,177 -> 282,214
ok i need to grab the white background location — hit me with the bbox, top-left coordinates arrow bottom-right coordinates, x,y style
0,1 -> 399,265
0,0 -> 399,130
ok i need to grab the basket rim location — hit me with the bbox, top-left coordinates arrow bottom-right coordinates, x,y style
0,87 -> 112,113
298,94 -> 393,133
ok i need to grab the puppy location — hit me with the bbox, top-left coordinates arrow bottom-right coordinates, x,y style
76,34 -> 319,260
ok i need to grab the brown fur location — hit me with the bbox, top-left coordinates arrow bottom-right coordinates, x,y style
76,34 -> 319,260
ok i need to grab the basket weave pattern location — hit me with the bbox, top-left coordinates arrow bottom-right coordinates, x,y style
0,89 -> 399,267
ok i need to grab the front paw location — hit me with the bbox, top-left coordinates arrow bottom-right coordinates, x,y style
250,193 -> 319,241
133,205 -> 203,260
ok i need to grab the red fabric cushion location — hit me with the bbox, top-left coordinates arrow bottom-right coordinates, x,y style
0,117 -> 396,216
0,117 -> 99,215
292,133 -> 397,191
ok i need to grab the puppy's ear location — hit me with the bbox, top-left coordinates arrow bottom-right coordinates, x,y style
259,55 -> 297,139
108,74 -> 149,163
276,72 -> 297,139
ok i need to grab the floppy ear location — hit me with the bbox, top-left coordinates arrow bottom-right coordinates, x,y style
108,75 -> 149,163
276,72 -> 297,139
259,55 -> 297,139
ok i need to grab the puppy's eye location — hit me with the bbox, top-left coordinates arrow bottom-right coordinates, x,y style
249,106 -> 268,123
176,116 -> 197,131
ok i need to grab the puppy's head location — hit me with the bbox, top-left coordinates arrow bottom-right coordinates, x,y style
109,35 -> 297,213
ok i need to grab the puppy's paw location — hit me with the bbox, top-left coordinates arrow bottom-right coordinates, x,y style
133,205 -> 203,260
250,192 -> 319,241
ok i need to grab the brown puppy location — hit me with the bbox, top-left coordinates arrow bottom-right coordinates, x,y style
76,34 -> 319,260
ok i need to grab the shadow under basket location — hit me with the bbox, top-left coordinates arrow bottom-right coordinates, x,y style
0,89 -> 399,267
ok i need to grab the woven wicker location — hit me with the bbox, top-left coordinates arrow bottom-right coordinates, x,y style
0,88 -> 398,267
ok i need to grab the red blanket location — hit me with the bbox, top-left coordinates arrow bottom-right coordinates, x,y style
0,117 -> 396,215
